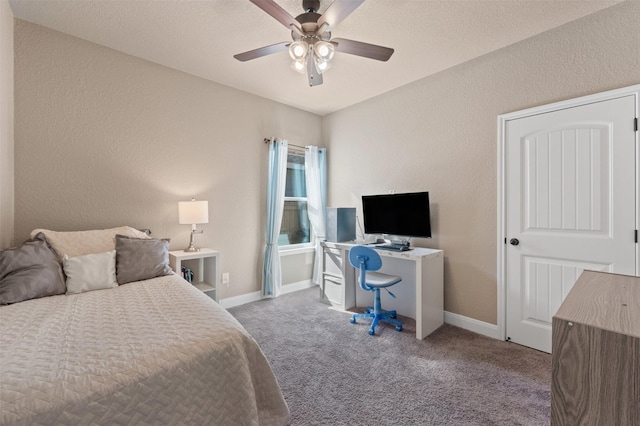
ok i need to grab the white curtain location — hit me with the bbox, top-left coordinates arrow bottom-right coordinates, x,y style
262,138 -> 288,297
305,146 -> 327,285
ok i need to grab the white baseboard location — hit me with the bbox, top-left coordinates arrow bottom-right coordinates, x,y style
281,279 -> 314,295
444,311 -> 502,341
220,290 -> 262,309
220,280 -> 315,309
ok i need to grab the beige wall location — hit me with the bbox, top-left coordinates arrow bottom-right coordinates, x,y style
323,1 -> 640,324
0,1 -> 14,249
11,2 -> 640,319
281,250 -> 315,285
13,20 -> 322,298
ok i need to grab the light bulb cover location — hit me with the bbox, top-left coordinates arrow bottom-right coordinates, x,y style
291,59 -> 306,74
314,41 -> 335,61
289,41 -> 308,61
314,57 -> 331,74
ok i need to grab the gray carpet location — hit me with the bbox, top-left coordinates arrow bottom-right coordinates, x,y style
229,288 -> 551,426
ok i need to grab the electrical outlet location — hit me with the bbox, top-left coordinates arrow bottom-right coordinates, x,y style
222,272 -> 230,286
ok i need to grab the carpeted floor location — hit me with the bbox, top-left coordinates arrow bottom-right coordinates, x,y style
229,287 -> 551,426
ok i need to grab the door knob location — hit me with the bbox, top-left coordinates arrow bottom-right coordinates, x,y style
510,238 -> 519,246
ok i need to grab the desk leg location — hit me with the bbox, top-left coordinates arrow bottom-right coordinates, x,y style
416,254 -> 444,339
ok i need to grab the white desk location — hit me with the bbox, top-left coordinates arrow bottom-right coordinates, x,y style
321,242 -> 444,339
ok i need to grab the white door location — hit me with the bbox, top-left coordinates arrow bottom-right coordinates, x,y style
505,95 -> 636,353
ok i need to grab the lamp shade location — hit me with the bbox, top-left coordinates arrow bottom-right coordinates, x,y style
178,200 -> 209,225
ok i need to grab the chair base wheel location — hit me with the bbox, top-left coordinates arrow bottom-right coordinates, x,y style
368,329 -> 375,335
396,325 -> 403,332
350,317 -> 356,324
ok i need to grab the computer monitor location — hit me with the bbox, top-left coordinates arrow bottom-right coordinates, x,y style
362,191 -> 432,239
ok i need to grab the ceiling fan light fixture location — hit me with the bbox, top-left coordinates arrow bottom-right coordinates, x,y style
291,59 -> 306,74
314,41 -> 334,61
314,57 -> 331,74
289,41 -> 308,61
235,0 -> 394,87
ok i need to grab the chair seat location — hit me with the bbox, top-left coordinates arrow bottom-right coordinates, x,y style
360,271 -> 402,288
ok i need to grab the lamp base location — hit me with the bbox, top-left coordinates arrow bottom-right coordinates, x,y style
183,229 -> 203,252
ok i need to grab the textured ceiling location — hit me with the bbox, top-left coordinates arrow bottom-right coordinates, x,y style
9,0 -> 623,115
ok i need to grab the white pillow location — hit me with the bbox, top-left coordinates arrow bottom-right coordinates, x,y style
30,226 -> 150,261
63,250 -> 118,295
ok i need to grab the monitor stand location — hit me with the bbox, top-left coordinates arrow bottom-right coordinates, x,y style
376,236 -> 411,249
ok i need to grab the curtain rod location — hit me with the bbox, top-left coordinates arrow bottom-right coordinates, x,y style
263,138 -> 306,151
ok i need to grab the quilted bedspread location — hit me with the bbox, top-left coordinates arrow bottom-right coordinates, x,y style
0,275 -> 289,425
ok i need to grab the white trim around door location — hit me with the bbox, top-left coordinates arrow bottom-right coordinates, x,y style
496,84 -> 640,343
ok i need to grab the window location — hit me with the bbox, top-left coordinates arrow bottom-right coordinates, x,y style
279,151 -> 311,247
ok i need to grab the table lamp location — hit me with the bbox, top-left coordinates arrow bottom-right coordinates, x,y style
178,198 -> 209,252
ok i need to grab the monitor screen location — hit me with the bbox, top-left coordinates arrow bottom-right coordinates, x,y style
362,192 -> 432,238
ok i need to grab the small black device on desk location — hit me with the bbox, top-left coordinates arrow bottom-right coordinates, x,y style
376,244 -> 411,252
373,240 -> 412,251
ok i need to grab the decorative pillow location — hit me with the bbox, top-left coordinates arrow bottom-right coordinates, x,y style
0,233 -> 66,305
30,226 -> 150,261
63,250 -> 118,295
115,235 -> 172,285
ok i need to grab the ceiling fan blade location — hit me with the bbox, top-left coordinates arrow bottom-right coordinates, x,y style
307,56 -> 323,87
317,0 -> 364,31
331,38 -> 394,61
250,0 -> 299,29
234,41 -> 290,62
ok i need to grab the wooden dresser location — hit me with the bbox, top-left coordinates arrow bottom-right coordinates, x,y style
551,270 -> 640,425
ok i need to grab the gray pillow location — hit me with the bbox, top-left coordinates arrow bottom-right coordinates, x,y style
0,233 -> 66,305
115,234 -> 172,285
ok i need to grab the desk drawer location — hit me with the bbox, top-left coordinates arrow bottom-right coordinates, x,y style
322,274 -> 343,306
324,248 -> 343,276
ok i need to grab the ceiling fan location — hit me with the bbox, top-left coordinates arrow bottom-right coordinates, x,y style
234,0 -> 394,87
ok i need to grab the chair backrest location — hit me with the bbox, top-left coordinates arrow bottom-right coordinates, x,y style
348,245 -> 382,271
348,246 -> 382,292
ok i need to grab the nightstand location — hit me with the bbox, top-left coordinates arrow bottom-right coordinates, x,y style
169,248 -> 220,302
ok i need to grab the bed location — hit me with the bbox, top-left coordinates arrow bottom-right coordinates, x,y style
0,227 -> 289,425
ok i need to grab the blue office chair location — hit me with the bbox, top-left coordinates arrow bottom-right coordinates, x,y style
348,246 -> 403,335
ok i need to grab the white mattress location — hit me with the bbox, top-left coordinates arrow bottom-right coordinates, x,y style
0,274 -> 289,425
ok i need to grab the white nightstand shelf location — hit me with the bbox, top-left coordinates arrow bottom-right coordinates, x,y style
169,248 -> 220,302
